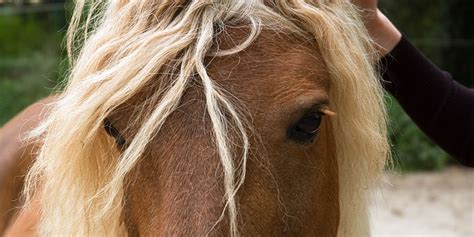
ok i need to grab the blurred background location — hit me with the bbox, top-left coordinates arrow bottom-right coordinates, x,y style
0,0 -> 472,236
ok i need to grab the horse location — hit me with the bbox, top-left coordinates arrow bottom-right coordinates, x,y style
0,96 -> 57,234
0,0 -> 389,236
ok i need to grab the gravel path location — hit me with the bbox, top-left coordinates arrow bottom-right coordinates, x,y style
371,166 -> 474,237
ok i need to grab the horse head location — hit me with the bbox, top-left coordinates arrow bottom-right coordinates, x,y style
17,1 -> 389,236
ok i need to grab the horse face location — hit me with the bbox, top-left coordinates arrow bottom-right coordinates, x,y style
116,30 -> 339,236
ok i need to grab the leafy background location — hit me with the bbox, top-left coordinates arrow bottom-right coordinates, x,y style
0,0 -> 472,171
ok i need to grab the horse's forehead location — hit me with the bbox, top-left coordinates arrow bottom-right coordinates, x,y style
208,29 -> 330,99
208,30 -> 328,87
108,30 -> 329,148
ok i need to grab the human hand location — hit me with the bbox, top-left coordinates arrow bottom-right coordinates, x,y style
352,0 -> 377,11
351,0 -> 402,56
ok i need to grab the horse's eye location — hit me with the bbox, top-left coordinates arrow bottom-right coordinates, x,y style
288,112 -> 324,144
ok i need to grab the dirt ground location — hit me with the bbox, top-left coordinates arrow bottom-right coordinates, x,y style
370,166 -> 474,237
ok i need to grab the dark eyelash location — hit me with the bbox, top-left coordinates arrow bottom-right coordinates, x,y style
104,118 -> 126,149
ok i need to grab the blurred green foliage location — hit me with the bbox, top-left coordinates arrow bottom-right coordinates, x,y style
380,0 -> 473,87
387,98 -> 451,172
0,53 -> 58,125
0,1 -> 472,171
0,13 -> 66,125
0,16 -> 43,56
380,0 -> 447,65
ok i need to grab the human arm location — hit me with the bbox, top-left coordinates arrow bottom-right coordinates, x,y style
353,0 -> 474,166
381,37 -> 474,166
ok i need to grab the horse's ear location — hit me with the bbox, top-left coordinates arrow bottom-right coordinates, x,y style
104,118 -> 126,150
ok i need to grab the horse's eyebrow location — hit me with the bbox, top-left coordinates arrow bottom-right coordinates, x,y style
298,97 -> 329,113
103,118 -> 126,149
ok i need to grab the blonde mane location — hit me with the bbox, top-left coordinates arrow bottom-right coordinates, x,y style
24,1 -> 389,236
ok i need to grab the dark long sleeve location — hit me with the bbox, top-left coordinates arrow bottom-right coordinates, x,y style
381,36 -> 474,167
